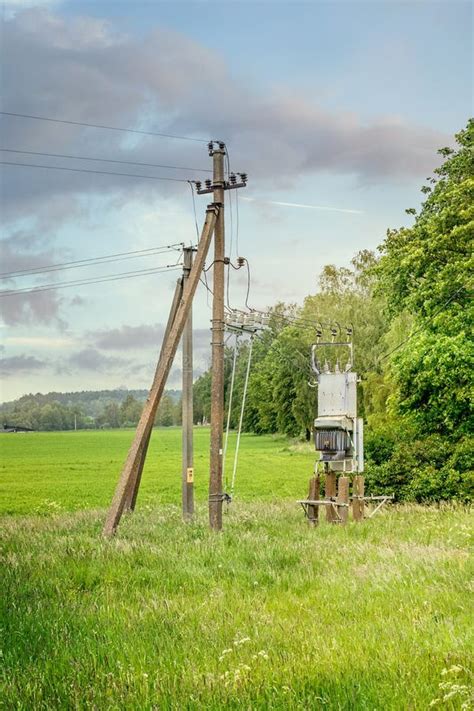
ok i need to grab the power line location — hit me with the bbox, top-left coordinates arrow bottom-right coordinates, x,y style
0,111 -> 210,143
0,160 -> 191,183
0,263 -> 182,297
0,148 -> 212,174
188,181 -> 201,241
0,243 -> 184,279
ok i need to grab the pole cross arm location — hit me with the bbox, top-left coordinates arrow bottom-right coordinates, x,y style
102,203 -> 220,537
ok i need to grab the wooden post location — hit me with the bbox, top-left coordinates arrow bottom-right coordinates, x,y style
103,204 -> 219,537
352,475 -> 365,522
307,475 -> 320,527
209,143 -> 225,531
182,247 -> 194,519
325,470 -> 337,523
337,476 -> 349,525
123,275 -> 184,513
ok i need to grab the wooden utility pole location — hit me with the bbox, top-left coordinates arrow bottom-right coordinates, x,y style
103,204 -> 219,537
182,246 -> 195,519
123,274 -> 184,513
208,143 -> 226,531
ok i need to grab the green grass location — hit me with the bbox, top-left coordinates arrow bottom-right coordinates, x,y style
0,429 -> 473,709
0,428 -> 313,514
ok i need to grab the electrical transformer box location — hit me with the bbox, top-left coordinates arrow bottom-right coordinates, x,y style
311,335 -> 364,474
317,371 -> 357,418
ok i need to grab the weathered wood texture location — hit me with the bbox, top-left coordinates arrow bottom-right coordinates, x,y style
182,247 -> 194,519
307,475 -> 320,527
123,276 -> 184,513
352,475 -> 365,522
103,205 -> 219,537
337,476 -> 349,525
209,147 -> 225,531
325,472 -> 337,523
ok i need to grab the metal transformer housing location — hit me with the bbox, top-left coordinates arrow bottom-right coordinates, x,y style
312,371 -> 363,473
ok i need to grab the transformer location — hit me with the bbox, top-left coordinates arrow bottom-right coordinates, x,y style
311,330 -> 363,474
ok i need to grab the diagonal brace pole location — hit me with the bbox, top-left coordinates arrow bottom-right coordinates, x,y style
103,203 -> 220,537
123,274 -> 184,513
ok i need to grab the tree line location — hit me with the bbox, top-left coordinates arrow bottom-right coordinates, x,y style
1,392 -> 183,431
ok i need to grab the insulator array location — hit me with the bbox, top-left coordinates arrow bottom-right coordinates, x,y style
224,309 -> 270,333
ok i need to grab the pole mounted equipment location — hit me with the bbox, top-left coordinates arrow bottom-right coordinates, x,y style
192,143 -> 248,195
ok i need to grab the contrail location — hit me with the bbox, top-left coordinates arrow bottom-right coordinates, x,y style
240,196 -> 363,215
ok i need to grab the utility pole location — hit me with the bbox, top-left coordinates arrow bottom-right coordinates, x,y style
209,142 -> 225,531
182,246 -> 195,519
193,146 -> 247,531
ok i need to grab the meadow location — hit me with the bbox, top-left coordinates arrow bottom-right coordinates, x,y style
0,429 -> 472,709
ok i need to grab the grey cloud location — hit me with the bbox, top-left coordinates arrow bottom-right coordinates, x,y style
0,230 -> 59,279
0,289 -> 66,327
88,323 -> 211,356
0,353 -> 47,376
0,231 -> 69,326
1,7 -> 449,228
89,323 -> 165,350
67,347 -> 131,372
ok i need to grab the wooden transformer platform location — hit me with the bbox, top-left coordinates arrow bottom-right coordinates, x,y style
297,494 -> 394,525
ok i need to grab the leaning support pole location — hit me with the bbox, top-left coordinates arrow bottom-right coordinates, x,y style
123,275 -> 184,513
103,204 -> 219,537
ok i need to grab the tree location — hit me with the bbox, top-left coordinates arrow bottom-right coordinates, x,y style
377,120 -> 474,437
120,394 -> 142,426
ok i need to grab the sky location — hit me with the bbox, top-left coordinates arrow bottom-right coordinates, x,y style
0,0 -> 472,402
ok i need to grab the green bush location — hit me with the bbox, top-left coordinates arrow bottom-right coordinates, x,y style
364,430 -> 473,502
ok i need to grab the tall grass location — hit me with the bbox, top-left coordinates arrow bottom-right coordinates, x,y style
0,430 -> 472,708
1,503 -> 472,709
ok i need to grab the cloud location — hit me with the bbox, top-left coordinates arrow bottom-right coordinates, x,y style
88,322 -> 211,357
0,353 -> 47,377
67,347 -> 130,372
0,289 -> 66,328
0,7 -> 449,228
3,336 -> 75,347
89,323 -> 164,350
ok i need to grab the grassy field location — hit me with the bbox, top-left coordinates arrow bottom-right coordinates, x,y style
0,428 -> 314,515
0,429 -> 473,710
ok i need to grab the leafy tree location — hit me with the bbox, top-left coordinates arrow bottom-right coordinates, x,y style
120,394 -> 142,426
377,120 -> 474,437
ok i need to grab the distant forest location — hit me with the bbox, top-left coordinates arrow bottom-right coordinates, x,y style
0,389 -> 182,431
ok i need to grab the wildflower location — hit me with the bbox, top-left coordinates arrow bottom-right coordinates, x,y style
233,636 -> 250,646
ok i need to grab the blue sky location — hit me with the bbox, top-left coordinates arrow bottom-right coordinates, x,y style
0,0 -> 472,400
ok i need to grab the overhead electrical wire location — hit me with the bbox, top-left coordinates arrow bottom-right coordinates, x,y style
0,160 -> 191,183
0,111 -> 210,143
188,181 -> 201,241
0,243 -> 184,280
0,264 -> 182,298
0,148 -> 212,174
